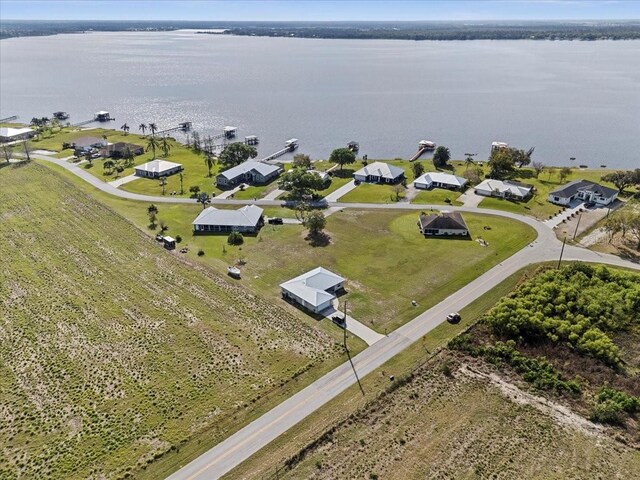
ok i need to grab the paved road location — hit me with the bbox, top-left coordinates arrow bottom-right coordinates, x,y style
31,154 -> 640,479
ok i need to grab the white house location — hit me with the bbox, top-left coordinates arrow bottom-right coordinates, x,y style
216,161 -> 282,188
474,179 -> 533,200
280,267 -> 345,314
134,159 -> 183,178
417,212 -> 469,237
414,172 -> 468,191
353,162 -> 405,184
548,180 -> 618,207
192,205 -> 264,234
0,127 -> 35,143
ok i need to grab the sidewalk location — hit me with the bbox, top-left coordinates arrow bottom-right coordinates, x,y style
263,188 -> 285,200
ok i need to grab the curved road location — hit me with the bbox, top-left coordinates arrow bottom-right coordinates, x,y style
34,154 -> 640,479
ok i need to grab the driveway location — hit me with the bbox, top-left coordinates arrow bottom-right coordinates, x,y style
263,188 -> 285,200
108,174 -> 138,188
457,187 -> 484,207
320,305 -> 385,346
323,180 -> 357,202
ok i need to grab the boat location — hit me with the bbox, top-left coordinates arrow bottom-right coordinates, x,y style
347,141 -> 359,153
600,164 -> 607,168
53,111 -> 70,120
227,266 -> 241,279
419,140 -> 436,150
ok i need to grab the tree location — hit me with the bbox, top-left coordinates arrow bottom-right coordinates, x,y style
294,201 -> 311,223
204,152 -> 215,177
160,136 -> 172,157
488,149 -> 515,179
603,214 -> 622,244
629,212 -> 640,250
392,184 -> 405,202
532,161 -> 545,179
464,155 -> 475,171
146,136 -> 161,158
412,162 -> 424,179
432,146 -> 451,168
559,167 -> 572,183
138,123 -> 147,136
292,153 -> 312,169
22,140 -> 32,162
547,167 -> 557,181
304,210 -> 326,236
148,123 -> 158,137
179,172 -> 184,195
197,191 -> 211,209
463,167 -> 482,185
191,131 -> 201,153
159,176 -> 168,195
601,170 -> 636,194
189,185 -> 201,197
218,142 -> 258,170
122,146 -> 135,168
513,147 -> 535,168
278,168 -> 326,199
84,150 -> 93,166
121,123 -> 130,135
329,147 -> 356,172
114,159 -> 124,178
1,144 -> 13,163
103,159 -> 115,174
227,231 -> 244,246
147,204 -> 158,216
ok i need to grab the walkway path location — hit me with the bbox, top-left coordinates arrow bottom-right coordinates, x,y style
216,184 -> 245,200
263,188 -> 285,200
544,201 -> 585,228
320,305 -> 385,346
323,180 -> 357,202
108,174 -> 138,188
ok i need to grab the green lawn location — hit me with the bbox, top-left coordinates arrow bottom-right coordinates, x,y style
0,162 -> 366,480
411,188 -> 464,206
340,183 -> 404,203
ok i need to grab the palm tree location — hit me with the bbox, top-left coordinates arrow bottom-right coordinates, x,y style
204,152 -> 215,177
159,175 -> 167,195
123,146 -> 135,167
464,156 -> 475,171
160,136 -> 171,157
139,123 -> 147,136
149,123 -> 158,137
179,172 -> 184,195
146,136 -> 161,158
103,159 -> 115,174
121,123 -> 130,135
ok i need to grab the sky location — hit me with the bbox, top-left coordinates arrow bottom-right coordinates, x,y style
1,0 -> 639,22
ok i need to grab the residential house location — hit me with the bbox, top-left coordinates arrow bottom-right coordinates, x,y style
353,162 -> 405,184
216,161 -> 282,188
414,172 -> 468,191
548,179 -> 618,206
134,159 -> 183,178
280,267 -> 345,314
474,179 -> 533,200
72,136 -> 106,155
101,142 -> 144,158
192,205 -> 264,234
0,127 -> 35,143
417,212 -> 469,237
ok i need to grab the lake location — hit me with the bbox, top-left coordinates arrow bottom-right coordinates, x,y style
1,31 -> 639,168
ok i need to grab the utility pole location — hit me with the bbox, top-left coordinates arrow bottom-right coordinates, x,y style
557,236 -> 567,269
342,300 -> 348,351
572,212 -> 582,240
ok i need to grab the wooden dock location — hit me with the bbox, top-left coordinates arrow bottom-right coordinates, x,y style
157,122 -> 192,135
0,115 -> 18,123
260,138 -> 299,163
410,140 -> 436,162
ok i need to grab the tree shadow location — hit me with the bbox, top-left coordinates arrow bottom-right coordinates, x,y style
332,168 -> 355,179
305,231 -> 331,247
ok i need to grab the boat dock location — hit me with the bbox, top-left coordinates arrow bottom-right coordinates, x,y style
0,115 -> 19,123
261,138 -> 299,162
72,111 -> 115,127
209,126 -> 237,141
244,135 -> 259,145
157,122 -> 192,135
410,140 -> 436,161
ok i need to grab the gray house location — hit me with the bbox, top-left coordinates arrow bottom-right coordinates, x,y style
216,161 -> 282,188
280,267 -> 345,314
417,212 -> 469,237
192,205 -> 264,234
353,162 -> 405,184
548,180 -> 618,206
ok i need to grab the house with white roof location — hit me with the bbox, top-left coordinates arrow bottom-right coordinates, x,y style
280,267 -> 345,314
134,159 -> 183,178
474,179 -> 533,200
0,127 -> 35,143
216,161 -> 282,188
353,162 -> 405,184
414,172 -> 468,191
192,205 -> 264,234
548,180 -> 618,207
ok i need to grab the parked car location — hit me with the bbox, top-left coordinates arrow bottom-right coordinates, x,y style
331,315 -> 346,327
585,202 -> 596,208
354,179 -> 361,186
446,312 -> 461,324
268,217 -> 284,225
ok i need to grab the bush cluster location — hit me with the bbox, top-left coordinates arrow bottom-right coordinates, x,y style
590,387 -> 640,425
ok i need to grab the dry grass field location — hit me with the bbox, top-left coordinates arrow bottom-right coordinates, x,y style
0,163 -> 358,480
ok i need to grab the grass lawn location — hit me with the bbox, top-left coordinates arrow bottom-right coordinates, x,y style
411,188 -> 464,205
0,162 -> 366,480
339,183 -> 403,203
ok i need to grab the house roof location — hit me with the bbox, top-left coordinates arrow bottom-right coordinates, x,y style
105,142 -> 143,152
475,179 -> 533,197
192,205 -> 264,227
309,170 -> 330,182
73,136 -> 105,148
418,212 -> 468,231
218,161 -> 281,181
135,159 -> 182,174
280,267 -> 345,308
354,162 -> 404,180
549,179 -> 617,199
415,172 -> 468,188
0,127 -> 34,138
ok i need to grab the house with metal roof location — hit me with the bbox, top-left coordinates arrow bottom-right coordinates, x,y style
414,172 -> 468,191
216,161 -> 282,188
192,205 -> 264,234
280,267 -> 345,314
353,162 -> 405,184
134,159 -> 183,178
548,180 -> 618,207
0,127 -> 35,143
474,179 -> 533,200
417,212 -> 469,237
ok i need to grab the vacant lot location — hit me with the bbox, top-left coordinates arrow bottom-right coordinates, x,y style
0,163 -> 358,480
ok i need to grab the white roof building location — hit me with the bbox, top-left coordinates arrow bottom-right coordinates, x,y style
353,162 -> 405,183
134,159 -> 182,178
414,172 -> 468,190
216,161 -> 282,187
280,267 -> 345,313
475,179 -> 533,199
192,205 -> 264,233
0,127 -> 35,142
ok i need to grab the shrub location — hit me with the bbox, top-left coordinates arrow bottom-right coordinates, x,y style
227,231 -> 244,246
175,235 -> 182,243
197,249 -> 204,257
